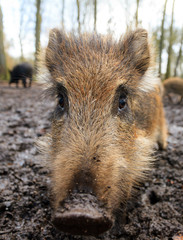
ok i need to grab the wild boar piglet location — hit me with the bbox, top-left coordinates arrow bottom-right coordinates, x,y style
39,28 -> 167,236
163,77 -> 183,103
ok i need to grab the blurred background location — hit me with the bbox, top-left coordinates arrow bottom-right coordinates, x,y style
0,0 -> 183,81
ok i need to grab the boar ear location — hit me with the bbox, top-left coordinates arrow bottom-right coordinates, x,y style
45,28 -> 66,74
121,29 -> 150,76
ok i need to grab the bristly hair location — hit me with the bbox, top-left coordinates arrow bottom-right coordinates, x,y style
36,28 -> 167,219
38,28 -> 161,98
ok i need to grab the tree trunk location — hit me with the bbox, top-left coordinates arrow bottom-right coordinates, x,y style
34,0 -> 41,75
94,0 -> 97,33
174,30 -> 183,76
159,0 -> 168,77
135,0 -> 140,28
82,0 -> 89,27
76,0 -> 81,34
61,0 -> 65,29
19,2 -> 24,62
0,6 -> 7,79
165,0 -> 175,79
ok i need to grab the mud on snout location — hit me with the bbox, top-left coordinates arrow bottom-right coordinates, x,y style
52,193 -> 113,236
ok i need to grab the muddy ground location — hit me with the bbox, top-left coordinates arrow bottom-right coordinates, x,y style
0,82 -> 183,240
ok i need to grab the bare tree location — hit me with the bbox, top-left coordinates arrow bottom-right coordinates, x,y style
174,29 -> 183,76
19,1 -> 25,62
165,0 -> 176,79
159,0 -> 168,77
135,0 -> 140,28
76,0 -> 81,34
94,0 -> 97,33
0,5 -> 7,79
35,0 -> 42,74
61,0 -> 65,29
82,0 -> 90,28
124,0 -> 130,30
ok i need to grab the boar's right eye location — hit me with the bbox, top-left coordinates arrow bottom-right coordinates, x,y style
118,94 -> 127,111
58,94 -> 65,110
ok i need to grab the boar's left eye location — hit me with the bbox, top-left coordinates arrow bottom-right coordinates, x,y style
58,94 -> 65,110
118,95 -> 127,111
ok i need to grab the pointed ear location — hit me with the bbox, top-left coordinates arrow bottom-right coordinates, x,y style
45,28 -> 68,74
121,29 -> 151,76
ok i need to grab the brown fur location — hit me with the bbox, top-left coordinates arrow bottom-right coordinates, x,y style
38,28 -> 167,224
163,77 -> 183,103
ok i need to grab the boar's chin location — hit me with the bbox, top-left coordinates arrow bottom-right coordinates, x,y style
52,193 -> 113,236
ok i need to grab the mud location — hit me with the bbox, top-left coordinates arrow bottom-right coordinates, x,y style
0,83 -> 183,240
53,193 -> 113,236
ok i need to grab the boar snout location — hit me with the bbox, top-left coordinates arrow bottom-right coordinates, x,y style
52,193 -> 113,236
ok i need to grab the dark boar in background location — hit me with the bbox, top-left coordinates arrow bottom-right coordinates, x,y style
9,63 -> 33,88
38,28 -> 167,236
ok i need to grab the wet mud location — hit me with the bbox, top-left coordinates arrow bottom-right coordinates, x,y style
0,83 -> 182,239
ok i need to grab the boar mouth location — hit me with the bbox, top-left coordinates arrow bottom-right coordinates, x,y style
52,193 -> 113,236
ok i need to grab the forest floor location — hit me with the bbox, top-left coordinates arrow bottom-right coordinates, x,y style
0,82 -> 183,240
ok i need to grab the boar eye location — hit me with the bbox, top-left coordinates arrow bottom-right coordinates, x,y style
58,94 -> 65,110
118,95 -> 127,111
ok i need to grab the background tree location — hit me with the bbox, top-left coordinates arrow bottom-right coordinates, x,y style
82,0 -> 90,29
124,0 -> 131,30
94,0 -> 97,33
165,0 -> 176,79
159,0 -> 168,78
0,5 -> 7,79
135,0 -> 140,28
61,0 -> 65,30
76,0 -> 81,34
174,28 -> 183,76
19,1 -> 25,62
35,0 -> 42,74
